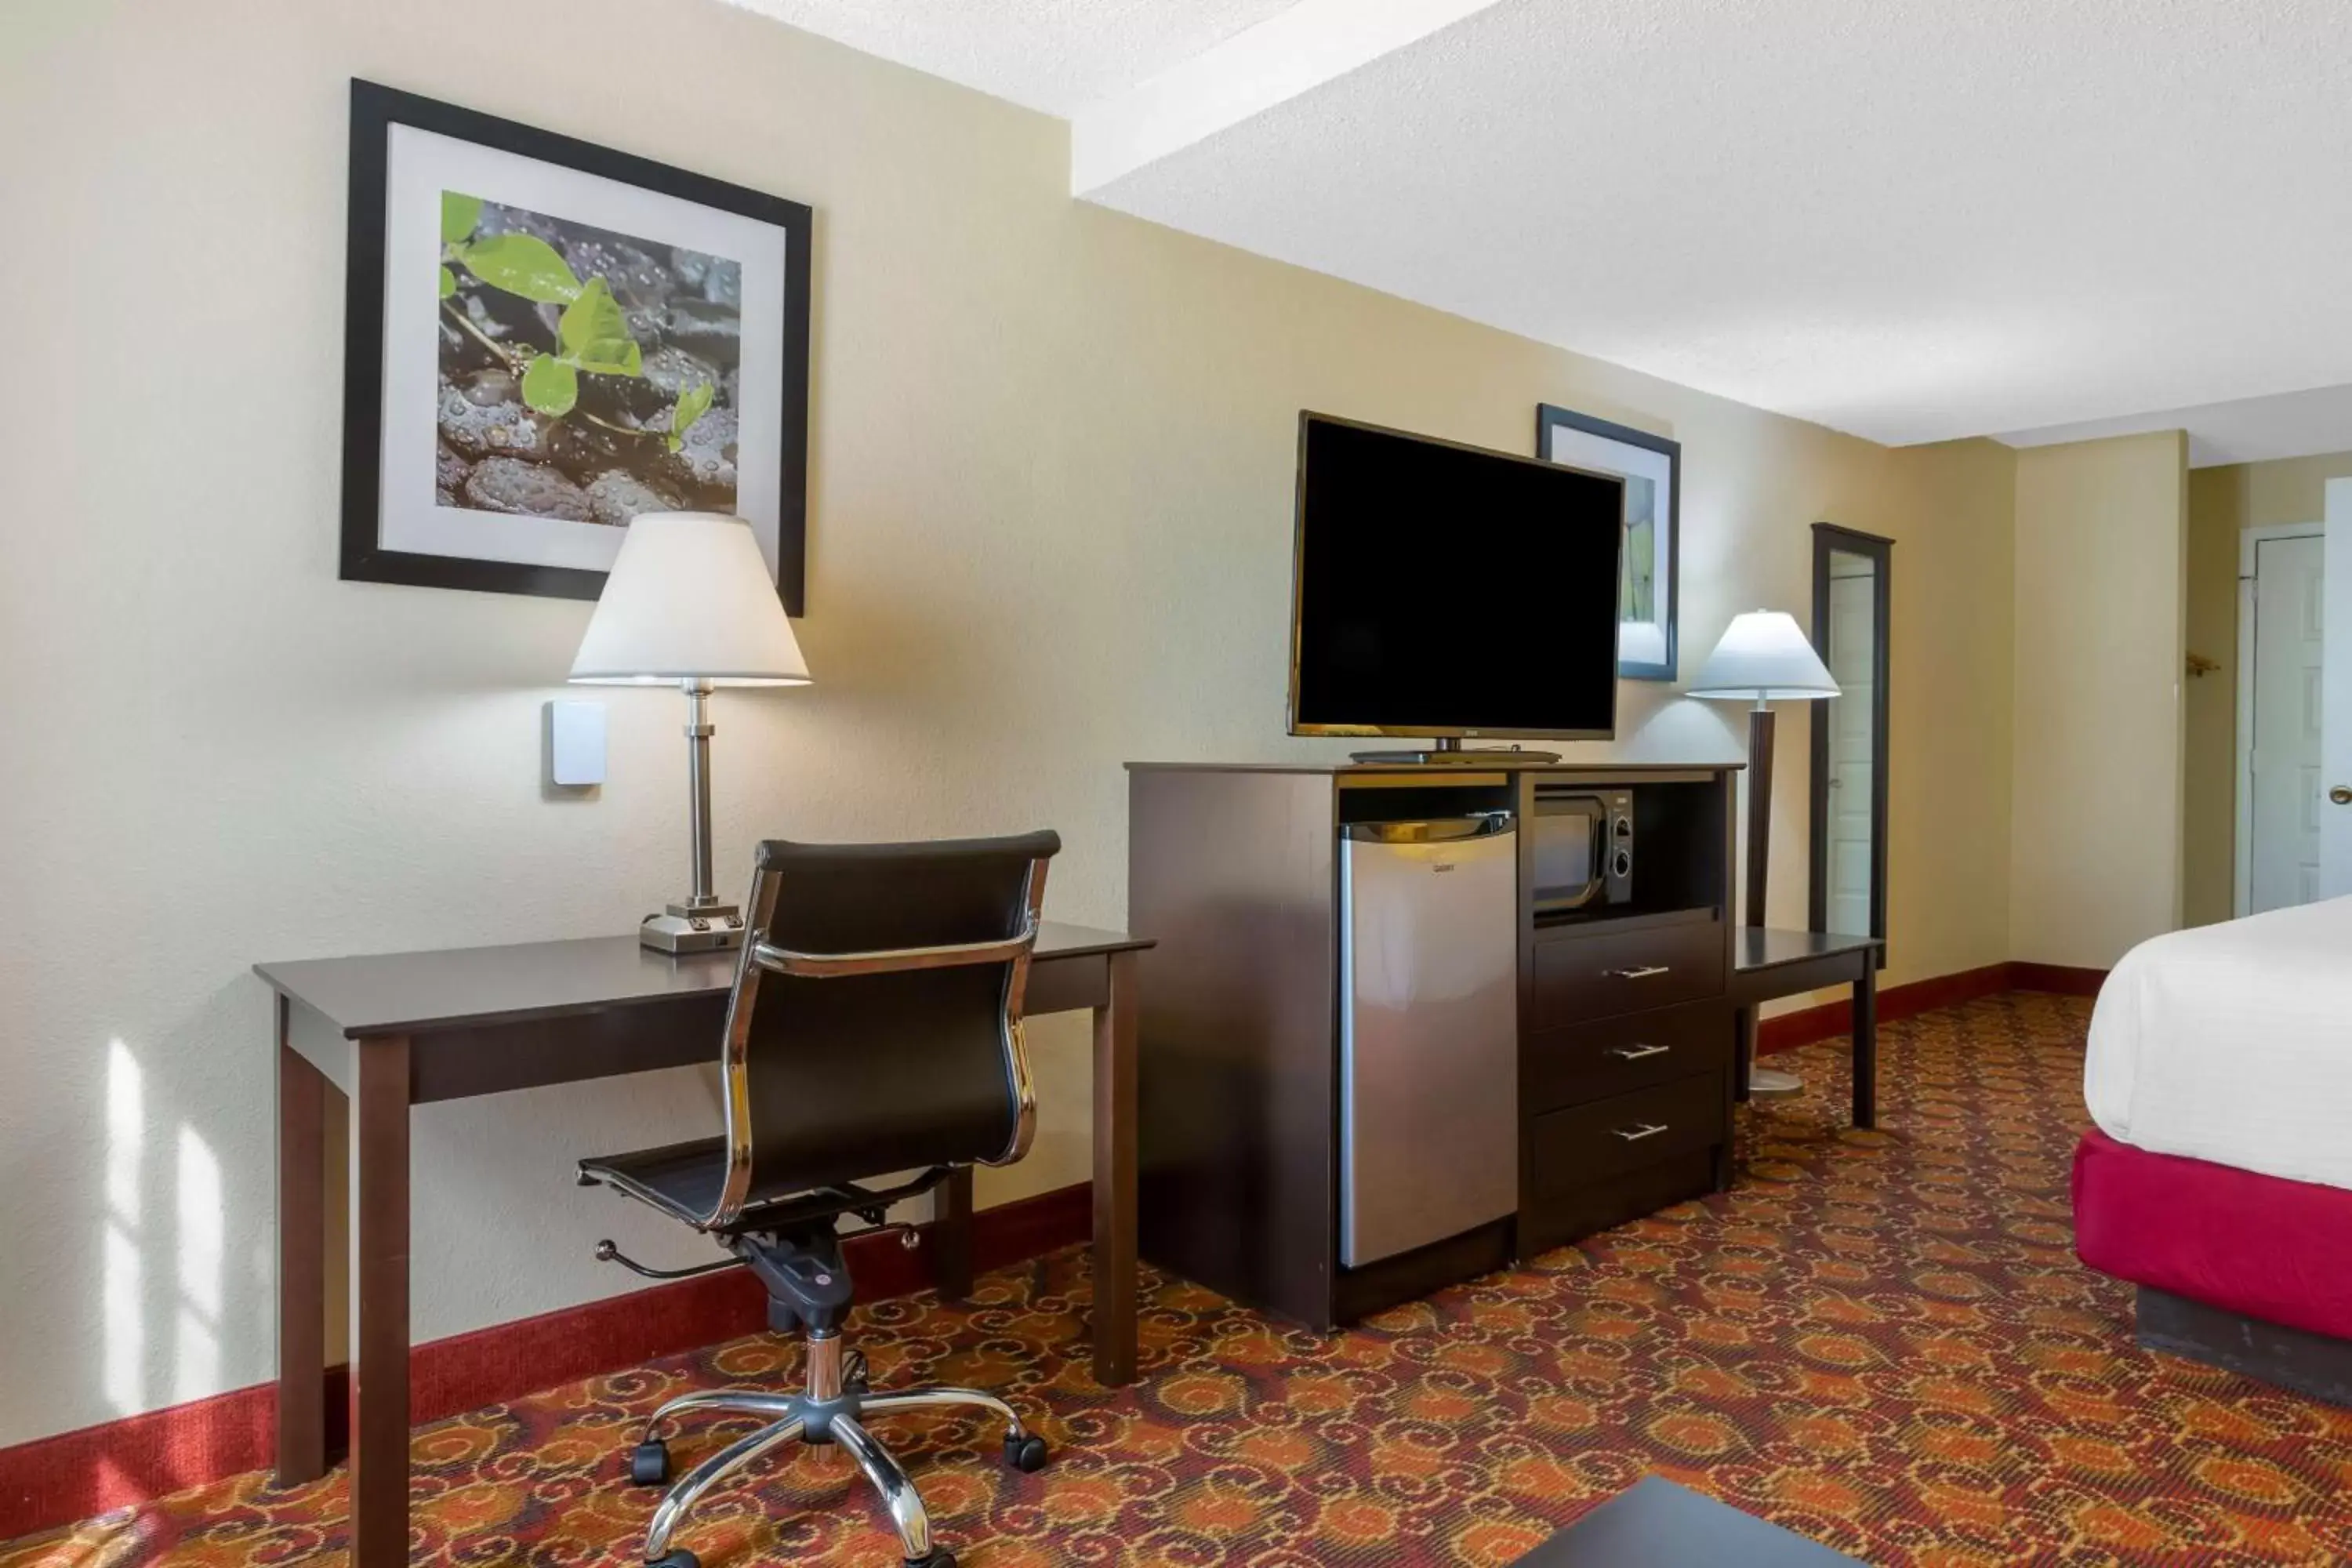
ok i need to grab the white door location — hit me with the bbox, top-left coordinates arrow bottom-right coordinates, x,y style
2246,533 -> 2326,911
2325,479 -> 2352,898
1825,564 -> 1876,933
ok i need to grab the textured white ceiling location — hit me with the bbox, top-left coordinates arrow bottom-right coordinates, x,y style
735,0 -> 2352,448
720,0 -> 1300,114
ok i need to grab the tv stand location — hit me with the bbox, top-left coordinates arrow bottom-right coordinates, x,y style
1348,739 -> 1563,765
1127,760 -> 1738,1330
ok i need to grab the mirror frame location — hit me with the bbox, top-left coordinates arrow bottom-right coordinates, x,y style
1809,524 -> 1893,963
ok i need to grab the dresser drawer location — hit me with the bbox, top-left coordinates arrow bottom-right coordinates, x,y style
1531,919 -> 1725,1028
1518,1144 -> 1719,1258
1523,1000 -> 1730,1114
1526,1070 -> 1725,1196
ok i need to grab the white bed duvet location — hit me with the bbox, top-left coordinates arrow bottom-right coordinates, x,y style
2084,895 -> 2352,1192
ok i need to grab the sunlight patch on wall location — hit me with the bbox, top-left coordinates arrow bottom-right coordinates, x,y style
104,1039 -> 142,1221
173,1127 -> 223,1403
103,1040 -> 144,1416
101,1228 -> 143,1417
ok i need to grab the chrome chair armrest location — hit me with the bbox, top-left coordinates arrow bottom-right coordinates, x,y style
750,917 -> 1039,979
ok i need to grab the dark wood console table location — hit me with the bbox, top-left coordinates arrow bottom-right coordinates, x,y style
1730,928 -> 1884,1128
257,921 -> 1149,1568
1127,760 -> 1740,1328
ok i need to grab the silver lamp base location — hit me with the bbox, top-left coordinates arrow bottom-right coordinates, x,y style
640,900 -> 746,955
1748,1065 -> 1805,1098
638,679 -> 746,957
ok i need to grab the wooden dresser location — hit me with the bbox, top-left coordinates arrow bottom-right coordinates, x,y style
1128,760 -> 1738,1329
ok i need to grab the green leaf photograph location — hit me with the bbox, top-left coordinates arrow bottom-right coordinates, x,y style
343,82 -> 809,609
436,191 -> 742,527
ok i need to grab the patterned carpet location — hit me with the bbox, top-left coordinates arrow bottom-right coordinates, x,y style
11,993 -> 2352,1567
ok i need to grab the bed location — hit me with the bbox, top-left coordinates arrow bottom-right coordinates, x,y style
2072,895 -> 2352,1406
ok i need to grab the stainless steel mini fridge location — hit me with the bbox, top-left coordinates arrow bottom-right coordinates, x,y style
1338,812 -> 1519,1267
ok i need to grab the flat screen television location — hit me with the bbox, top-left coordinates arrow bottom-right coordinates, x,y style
1287,412 -> 1626,751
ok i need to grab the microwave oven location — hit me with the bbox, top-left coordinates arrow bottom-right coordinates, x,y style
1531,790 -> 1634,913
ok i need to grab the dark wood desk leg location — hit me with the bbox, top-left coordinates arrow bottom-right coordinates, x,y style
1091,951 -> 1139,1388
274,1000 -> 327,1486
350,1035 -> 412,1568
1731,1005 -> 1755,1104
1853,960 -> 1878,1131
1712,1056 -> 1736,1194
933,1168 -> 975,1300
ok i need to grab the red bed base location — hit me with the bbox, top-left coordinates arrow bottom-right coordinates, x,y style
2072,1128 -> 2352,1342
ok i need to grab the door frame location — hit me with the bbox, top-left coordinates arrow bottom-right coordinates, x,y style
1808,523 -> 1893,960
2234,521 -> 2325,916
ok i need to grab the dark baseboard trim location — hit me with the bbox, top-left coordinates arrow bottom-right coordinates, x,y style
0,1181 -> 1091,1545
1754,960 -> 2107,1056
2007,961 -> 2108,997
1756,961 -> 2005,1055
968,1178 -> 1092,1275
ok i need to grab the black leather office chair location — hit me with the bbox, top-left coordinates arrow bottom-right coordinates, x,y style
577,831 -> 1062,1568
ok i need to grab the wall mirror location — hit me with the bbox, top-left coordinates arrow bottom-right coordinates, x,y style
1809,524 -> 1892,956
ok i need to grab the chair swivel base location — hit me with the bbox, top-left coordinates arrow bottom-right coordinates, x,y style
629,1334 -> 1046,1568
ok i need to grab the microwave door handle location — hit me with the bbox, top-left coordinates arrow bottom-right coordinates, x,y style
1564,874 -> 1606,909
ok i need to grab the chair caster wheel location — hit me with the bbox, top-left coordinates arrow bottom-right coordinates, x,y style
648,1552 -> 699,1568
1004,1432 -> 1048,1473
629,1439 -> 672,1486
906,1553 -> 954,1568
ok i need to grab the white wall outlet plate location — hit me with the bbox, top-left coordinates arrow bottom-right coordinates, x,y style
546,700 -> 607,788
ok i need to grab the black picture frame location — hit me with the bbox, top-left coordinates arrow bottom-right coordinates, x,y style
339,79 -> 813,612
1808,523 -> 1893,964
1534,405 -> 1680,681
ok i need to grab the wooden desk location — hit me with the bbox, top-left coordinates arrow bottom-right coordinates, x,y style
1730,928 -> 1884,1128
257,921 -> 1149,1568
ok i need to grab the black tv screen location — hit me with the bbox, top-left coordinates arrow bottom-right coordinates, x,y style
1288,414 -> 1625,741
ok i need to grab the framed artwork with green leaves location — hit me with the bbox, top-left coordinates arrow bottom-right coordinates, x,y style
339,81 -> 812,612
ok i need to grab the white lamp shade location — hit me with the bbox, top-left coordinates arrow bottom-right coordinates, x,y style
1687,610 -> 1839,701
568,514 -> 810,686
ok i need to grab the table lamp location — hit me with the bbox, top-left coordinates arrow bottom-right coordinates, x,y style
570,513 -> 810,954
1690,609 -> 1839,1094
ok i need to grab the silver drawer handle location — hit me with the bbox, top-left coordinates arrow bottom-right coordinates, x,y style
1613,1122 -> 1669,1142
1605,964 -> 1671,980
1606,1043 -> 1671,1062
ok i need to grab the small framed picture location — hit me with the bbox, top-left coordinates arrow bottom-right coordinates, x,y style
1537,405 -> 1680,681
340,80 -> 812,612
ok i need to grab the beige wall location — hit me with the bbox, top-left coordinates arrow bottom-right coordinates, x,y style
2183,465 -> 2245,926
2181,452 -> 2352,925
2010,434 -> 2189,967
0,0 -> 2021,1446
1880,441 -> 2019,980
2200,452 -> 2352,529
